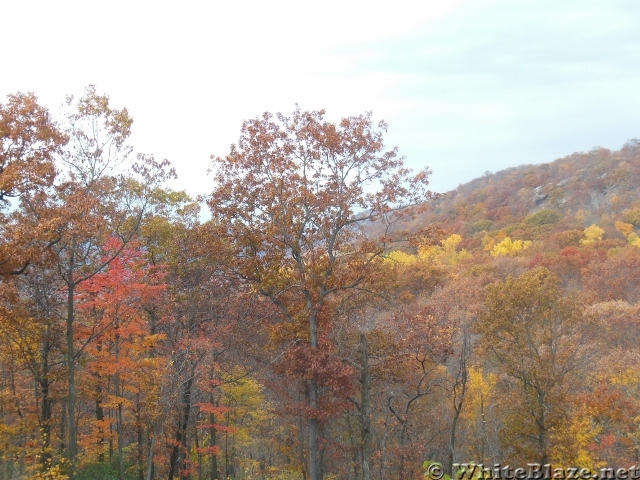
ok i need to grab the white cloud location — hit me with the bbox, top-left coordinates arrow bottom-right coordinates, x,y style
2,0 -> 639,195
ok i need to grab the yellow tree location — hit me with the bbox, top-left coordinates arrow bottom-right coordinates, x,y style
580,224 -> 604,246
0,265 -> 68,475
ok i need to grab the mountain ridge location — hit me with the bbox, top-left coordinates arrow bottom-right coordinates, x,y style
412,139 -> 640,242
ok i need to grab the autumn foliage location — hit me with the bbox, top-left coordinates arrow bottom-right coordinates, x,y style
2,88 -> 640,479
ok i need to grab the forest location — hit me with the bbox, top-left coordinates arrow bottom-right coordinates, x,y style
2,86 -> 640,480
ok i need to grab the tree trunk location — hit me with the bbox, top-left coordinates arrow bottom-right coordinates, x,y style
145,434 -> 156,480
210,397 -> 218,480
137,394 -> 144,480
298,413 -> 308,480
309,381 -> 319,480
308,310 -> 320,480
66,273 -> 77,477
447,338 -> 468,477
115,325 -> 125,480
168,373 -> 194,480
145,309 -> 158,480
96,400 -> 105,462
537,389 -> 548,465
40,381 -> 53,470
95,340 -> 106,463
347,414 -> 361,480
39,322 -> 53,472
359,334 -> 372,480
398,419 -> 408,480
479,393 -> 486,464
195,418 -> 202,480
379,411 -> 390,480
447,405 -> 461,477
117,402 -> 125,480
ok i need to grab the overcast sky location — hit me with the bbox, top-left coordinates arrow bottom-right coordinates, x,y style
3,0 -> 639,196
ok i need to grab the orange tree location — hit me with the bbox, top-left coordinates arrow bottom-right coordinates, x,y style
8,86 -> 175,476
0,92 -> 66,274
206,107 -> 433,480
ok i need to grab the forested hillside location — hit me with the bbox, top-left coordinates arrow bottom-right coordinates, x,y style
2,88 -> 640,480
417,140 -> 640,238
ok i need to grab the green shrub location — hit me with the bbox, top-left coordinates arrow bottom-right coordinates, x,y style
525,209 -> 562,226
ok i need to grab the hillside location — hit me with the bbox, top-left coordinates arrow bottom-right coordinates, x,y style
410,139 -> 640,246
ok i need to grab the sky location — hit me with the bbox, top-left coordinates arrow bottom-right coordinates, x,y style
3,0 -> 640,196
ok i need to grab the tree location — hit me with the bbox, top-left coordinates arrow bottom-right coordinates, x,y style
582,246 -> 640,303
0,92 -> 66,274
490,237 -> 531,257
0,92 -> 64,205
139,218 -> 248,480
13,86 -> 174,476
475,267 -> 600,464
76,238 -> 166,479
580,224 -> 604,246
0,263 -> 67,474
206,107 -> 432,480
384,302 -> 453,479
423,275 -> 494,475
